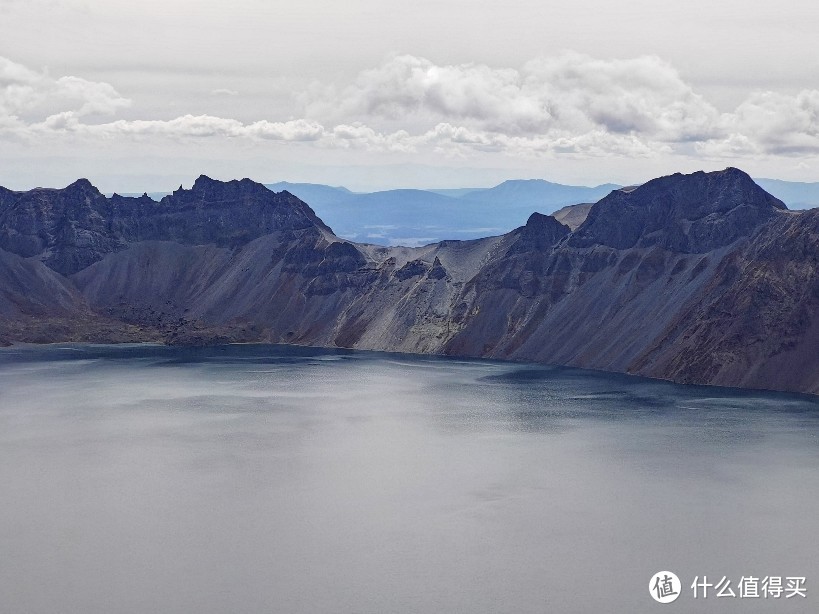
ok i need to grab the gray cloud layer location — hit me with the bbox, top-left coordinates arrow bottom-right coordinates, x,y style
3,53 -> 819,162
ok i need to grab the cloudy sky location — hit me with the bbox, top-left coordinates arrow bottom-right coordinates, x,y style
1,0 -> 818,191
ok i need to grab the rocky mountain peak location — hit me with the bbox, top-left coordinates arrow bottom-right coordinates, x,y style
64,178 -> 100,194
192,174 -> 218,190
524,212 -> 564,229
507,212 -> 570,253
569,167 -> 786,253
178,175 -> 273,203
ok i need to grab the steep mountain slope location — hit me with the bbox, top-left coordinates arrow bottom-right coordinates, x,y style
552,203 -> 593,230
444,170 -> 792,378
0,247 -> 155,346
0,248 -> 84,319
1,167 -> 817,394
632,208 -> 819,392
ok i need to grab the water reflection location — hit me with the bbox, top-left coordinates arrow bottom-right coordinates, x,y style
0,344 -> 817,613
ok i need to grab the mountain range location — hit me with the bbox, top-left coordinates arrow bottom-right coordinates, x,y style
119,176 -> 818,247
2,167 -> 818,395
263,179 -> 620,245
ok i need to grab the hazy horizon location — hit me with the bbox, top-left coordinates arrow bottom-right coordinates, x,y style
6,168 -> 819,197
2,1 -> 819,191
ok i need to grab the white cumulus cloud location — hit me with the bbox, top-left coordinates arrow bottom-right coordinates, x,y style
725,90 -> 819,154
2,53 -> 819,163
308,53 -> 722,144
0,56 -> 130,121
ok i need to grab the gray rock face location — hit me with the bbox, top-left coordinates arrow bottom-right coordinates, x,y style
630,208 -> 819,392
0,180 -> 126,276
129,176 -> 332,247
552,203 -> 593,231
2,168 -> 818,395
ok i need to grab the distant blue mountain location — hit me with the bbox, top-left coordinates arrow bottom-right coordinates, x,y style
269,188 -> 498,246
264,179 -> 622,246
264,182 -> 354,208
461,179 -> 621,208
425,187 -> 486,198
754,179 -> 819,209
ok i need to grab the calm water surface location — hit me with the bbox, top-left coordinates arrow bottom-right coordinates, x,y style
1,344 -> 818,613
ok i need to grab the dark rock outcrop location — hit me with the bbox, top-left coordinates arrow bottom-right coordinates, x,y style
0,179 -> 126,276
0,175 -> 331,275
570,168 -> 786,253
